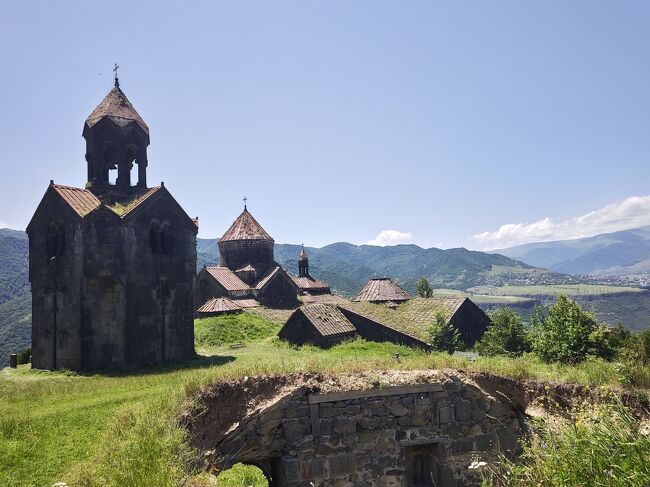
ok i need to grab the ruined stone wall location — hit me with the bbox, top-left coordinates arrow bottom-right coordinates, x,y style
190,373 -> 523,487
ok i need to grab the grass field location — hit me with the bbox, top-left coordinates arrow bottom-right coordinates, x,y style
468,284 -> 645,297
0,312 -> 647,486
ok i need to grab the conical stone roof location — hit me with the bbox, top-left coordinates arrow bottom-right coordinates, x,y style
84,86 -> 149,135
219,208 -> 274,242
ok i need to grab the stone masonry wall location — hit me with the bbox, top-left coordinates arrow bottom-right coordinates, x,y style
193,373 -> 523,486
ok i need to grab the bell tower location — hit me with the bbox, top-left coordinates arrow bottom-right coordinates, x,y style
298,245 -> 309,278
82,67 -> 150,194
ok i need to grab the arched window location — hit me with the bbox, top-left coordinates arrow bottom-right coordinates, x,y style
149,222 -> 162,254
46,223 -> 65,259
161,226 -> 174,255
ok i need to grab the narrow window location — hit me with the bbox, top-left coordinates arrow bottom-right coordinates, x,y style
150,223 -> 162,254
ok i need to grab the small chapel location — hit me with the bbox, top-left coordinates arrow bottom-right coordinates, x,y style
195,206 -> 299,310
27,74 -> 197,370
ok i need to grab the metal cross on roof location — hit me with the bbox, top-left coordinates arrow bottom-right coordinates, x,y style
243,196 -> 247,209
113,63 -> 120,88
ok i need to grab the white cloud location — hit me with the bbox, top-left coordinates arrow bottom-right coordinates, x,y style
367,229 -> 413,246
471,195 -> 650,250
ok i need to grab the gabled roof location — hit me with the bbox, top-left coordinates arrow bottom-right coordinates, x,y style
51,184 -> 101,217
254,266 -> 296,291
197,297 -> 242,314
298,304 -> 356,337
104,186 -> 163,217
205,267 -> 251,292
84,86 -> 149,136
293,276 -> 329,290
431,297 -> 467,321
220,208 -> 273,242
351,277 -> 412,302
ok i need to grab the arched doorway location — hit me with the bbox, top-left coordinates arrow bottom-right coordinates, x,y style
216,462 -> 270,486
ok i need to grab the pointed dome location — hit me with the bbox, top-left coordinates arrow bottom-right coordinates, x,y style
299,245 -> 308,261
84,86 -> 149,137
220,208 -> 274,242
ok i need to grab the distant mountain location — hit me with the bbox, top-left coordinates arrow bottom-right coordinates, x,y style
496,226 -> 650,277
198,239 -> 579,296
0,229 -> 29,305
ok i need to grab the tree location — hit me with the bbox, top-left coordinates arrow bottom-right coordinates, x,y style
476,308 -> 531,357
429,310 -> 461,354
416,276 -> 433,298
531,295 -> 599,364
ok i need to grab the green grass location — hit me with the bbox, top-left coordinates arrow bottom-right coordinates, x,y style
468,284 -> 644,297
486,403 -> 650,486
216,463 -> 268,486
0,331 -> 647,486
194,312 -> 280,347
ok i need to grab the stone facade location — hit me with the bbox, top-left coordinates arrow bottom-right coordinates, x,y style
192,374 -> 523,486
27,80 -> 197,370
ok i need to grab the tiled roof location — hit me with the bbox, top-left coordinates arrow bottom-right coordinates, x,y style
197,297 -> 242,314
85,86 -> 149,134
351,277 -> 412,302
205,267 -> 251,292
293,276 -> 329,290
235,264 -> 256,272
220,208 -> 273,242
51,184 -> 101,217
299,304 -> 356,337
105,186 -> 162,217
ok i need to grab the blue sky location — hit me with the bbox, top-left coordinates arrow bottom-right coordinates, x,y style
1,1 -> 649,249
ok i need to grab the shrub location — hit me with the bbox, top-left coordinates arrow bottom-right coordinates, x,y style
16,347 -> 31,365
428,311 -> 461,354
531,295 -> 599,364
415,277 -> 433,298
475,308 -> 531,357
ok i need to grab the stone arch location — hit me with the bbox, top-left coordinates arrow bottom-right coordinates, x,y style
215,460 -> 274,486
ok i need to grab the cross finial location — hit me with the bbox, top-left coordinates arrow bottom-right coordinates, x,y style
243,196 -> 248,210
113,63 -> 120,88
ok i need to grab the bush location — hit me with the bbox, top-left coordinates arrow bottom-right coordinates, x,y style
16,347 -> 31,365
619,329 -> 650,387
531,295 -> 599,364
428,311 -> 461,354
415,277 -> 433,298
475,308 -> 531,357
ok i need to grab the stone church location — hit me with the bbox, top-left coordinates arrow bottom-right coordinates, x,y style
26,78 -> 197,370
195,206 -> 298,309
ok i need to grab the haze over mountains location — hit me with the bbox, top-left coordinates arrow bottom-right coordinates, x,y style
496,226 -> 650,277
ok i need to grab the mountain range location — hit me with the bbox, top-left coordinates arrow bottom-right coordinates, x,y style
0,229 -> 580,363
496,226 -> 650,277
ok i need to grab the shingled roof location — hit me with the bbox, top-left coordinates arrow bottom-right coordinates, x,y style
205,267 -> 251,292
299,304 -> 356,337
197,297 -> 243,314
351,277 -> 412,303
293,276 -> 330,291
84,86 -> 149,135
220,208 -> 273,242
